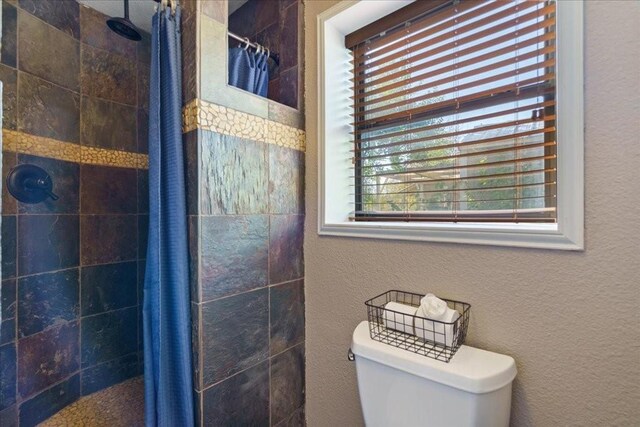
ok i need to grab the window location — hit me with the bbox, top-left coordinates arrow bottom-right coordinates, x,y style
317,0 -> 583,250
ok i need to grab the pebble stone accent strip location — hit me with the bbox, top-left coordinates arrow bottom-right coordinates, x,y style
38,376 -> 144,427
3,129 -> 148,169
182,98 -> 306,152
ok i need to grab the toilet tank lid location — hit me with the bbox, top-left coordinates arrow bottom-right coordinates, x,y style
351,321 -> 517,394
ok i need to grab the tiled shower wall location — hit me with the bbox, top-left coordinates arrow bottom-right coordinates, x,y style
228,0 -> 301,109
0,1 -> 149,426
182,1 -> 305,425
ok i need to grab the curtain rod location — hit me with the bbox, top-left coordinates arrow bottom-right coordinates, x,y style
228,31 -> 281,66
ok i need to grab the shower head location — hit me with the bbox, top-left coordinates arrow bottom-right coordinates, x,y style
107,0 -> 142,41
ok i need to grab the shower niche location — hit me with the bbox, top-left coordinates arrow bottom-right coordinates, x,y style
227,0 -> 301,110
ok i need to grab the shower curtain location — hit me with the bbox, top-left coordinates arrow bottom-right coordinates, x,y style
228,47 -> 269,96
143,3 -> 194,427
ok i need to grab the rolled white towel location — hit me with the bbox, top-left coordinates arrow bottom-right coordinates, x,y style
383,301 -> 418,335
415,294 -> 460,347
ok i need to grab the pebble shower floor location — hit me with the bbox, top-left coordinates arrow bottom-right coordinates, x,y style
38,377 -> 144,427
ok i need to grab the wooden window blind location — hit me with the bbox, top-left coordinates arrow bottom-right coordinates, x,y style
348,0 -> 557,223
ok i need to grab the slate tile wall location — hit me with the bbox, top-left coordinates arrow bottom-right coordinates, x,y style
190,127 -> 305,427
228,0 -> 302,109
0,1 -> 150,425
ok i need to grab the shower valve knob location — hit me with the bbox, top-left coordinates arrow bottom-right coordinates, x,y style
6,164 -> 59,204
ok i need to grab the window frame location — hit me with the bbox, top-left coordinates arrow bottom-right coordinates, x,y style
316,0 -> 584,250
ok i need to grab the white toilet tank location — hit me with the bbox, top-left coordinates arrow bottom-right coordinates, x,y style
351,321 -> 517,427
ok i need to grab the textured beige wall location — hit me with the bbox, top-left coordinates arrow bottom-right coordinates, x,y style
303,1 -> 640,426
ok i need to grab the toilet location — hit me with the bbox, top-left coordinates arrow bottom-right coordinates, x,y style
351,321 -> 517,427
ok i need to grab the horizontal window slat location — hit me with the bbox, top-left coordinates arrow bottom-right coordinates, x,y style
355,181 -> 554,197
354,1 -> 550,74
353,7 -> 555,86
351,214 -> 557,224
354,76 -> 555,128
355,154 -> 556,179
353,34 -> 555,102
354,45 -> 555,109
353,99 -> 555,141
356,115 -> 555,155
355,59 -> 555,118
352,167 -> 556,188
358,126 -> 556,162
351,0 -> 487,53
358,141 -> 556,170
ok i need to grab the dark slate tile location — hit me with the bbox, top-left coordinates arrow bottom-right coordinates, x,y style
279,65 -> 298,110
1,1 -> 17,68
0,343 -> 16,410
256,23 -> 280,81
17,154 -> 80,214
191,302 -> 200,390
17,71 -> 80,143
18,10 -> 80,91
18,0 -> 80,39
194,389 -> 203,427
269,215 -> 304,284
228,0 -> 256,40
137,30 -> 151,65
276,405 -> 305,427
180,7 -> 197,103
0,280 -> 16,345
0,318 -> 15,346
200,132 -> 268,215
201,0 -> 226,24
256,0 -> 279,32
18,269 -> 79,338
269,145 -> 304,214
279,1 -> 299,71
81,261 -> 137,317
1,279 -> 16,320
271,344 -> 305,425
0,405 -> 17,427
268,78 -> 280,105
137,64 -> 149,111
18,322 -> 79,399
80,353 -> 138,396
202,361 -> 269,427
188,216 -> 199,303
79,5 -> 136,57
2,152 -> 17,215
18,215 -> 79,276
137,108 -> 149,154
80,164 -> 137,214
80,96 -> 137,152
81,307 -> 137,367
270,279 -> 304,355
201,288 -> 269,386
137,169 -> 149,214
80,215 -> 137,265
1,215 -> 16,279
81,44 -> 137,105
0,64 -> 17,130
200,215 -> 268,302
184,130 -> 198,216
138,215 -> 148,260
18,374 -> 80,427
279,0 -> 298,12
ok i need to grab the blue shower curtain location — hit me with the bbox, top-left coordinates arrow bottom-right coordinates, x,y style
143,4 -> 194,427
228,47 -> 269,96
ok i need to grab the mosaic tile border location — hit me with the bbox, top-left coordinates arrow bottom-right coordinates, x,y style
182,99 -> 306,152
2,129 -> 148,169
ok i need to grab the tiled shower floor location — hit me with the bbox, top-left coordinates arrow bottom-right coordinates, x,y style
38,377 -> 144,427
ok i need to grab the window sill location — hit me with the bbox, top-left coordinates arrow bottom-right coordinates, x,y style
318,221 -> 583,251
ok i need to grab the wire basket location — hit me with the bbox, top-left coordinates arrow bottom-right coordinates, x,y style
365,290 -> 471,363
